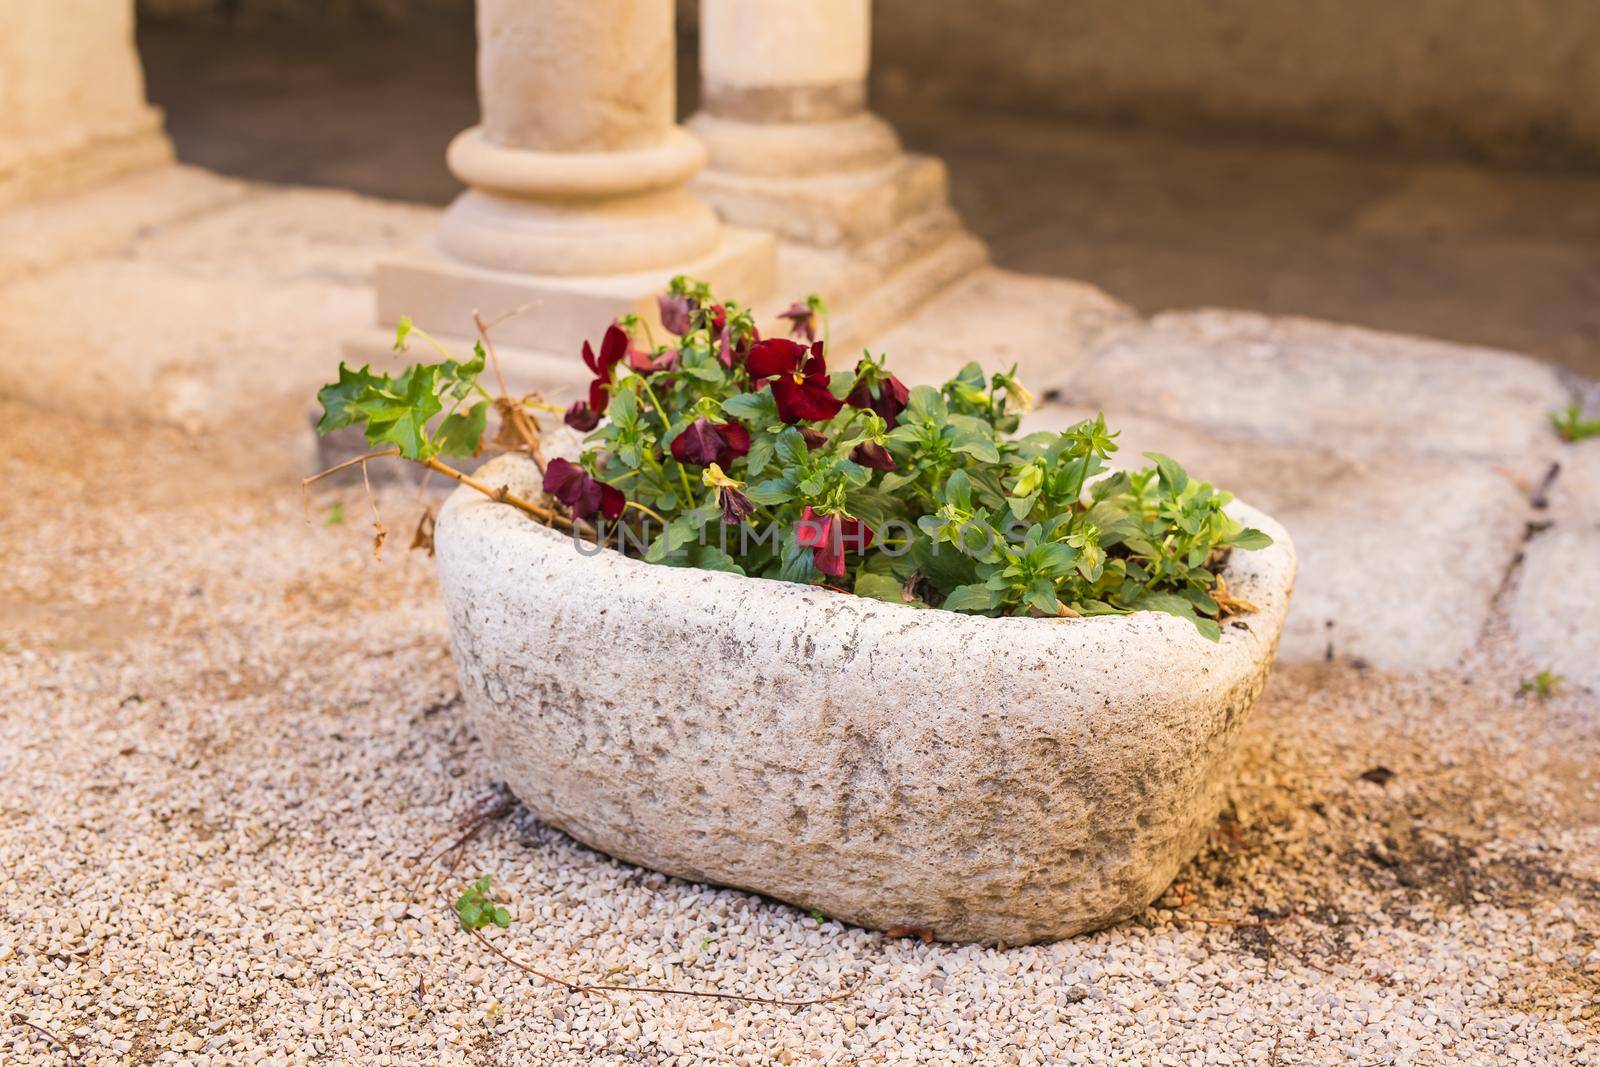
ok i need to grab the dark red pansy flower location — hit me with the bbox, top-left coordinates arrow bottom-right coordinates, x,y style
542,457 -> 625,521
670,417 -> 751,468
582,323 -> 629,413
658,293 -> 695,336
709,304 -> 728,333
778,301 -> 817,342
850,440 -> 895,471
794,507 -> 875,577
718,486 -> 755,525
799,427 -> 829,451
564,401 -> 601,432
747,338 -> 844,423
846,363 -> 911,428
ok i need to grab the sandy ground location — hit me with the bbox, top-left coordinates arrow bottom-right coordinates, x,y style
1,391 -> 1596,1065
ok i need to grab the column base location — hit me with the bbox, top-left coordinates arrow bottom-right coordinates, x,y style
360,225 -> 776,393
693,153 -> 951,248
0,109 -> 173,210
687,139 -> 989,346
775,207 -> 989,353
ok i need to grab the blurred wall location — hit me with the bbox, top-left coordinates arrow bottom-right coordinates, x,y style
136,0 -> 1600,168
866,0 -> 1600,169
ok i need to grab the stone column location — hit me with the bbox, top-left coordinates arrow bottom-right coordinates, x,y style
0,0 -> 172,208
688,0 -> 984,341
371,0 -> 774,369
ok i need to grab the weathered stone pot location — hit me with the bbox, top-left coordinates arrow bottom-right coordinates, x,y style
436,455 -> 1297,944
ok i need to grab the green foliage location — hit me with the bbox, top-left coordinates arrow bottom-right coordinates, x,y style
1551,404 -> 1600,443
315,322 -> 489,461
1519,669 -> 1563,699
319,282 -> 1272,639
324,502 -> 345,526
454,875 -> 512,932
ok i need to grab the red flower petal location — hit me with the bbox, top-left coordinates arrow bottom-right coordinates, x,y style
657,294 -> 694,336
598,322 -> 629,371
718,419 -> 751,461
598,483 -> 626,521
849,440 -> 895,470
564,402 -> 601,432
772,376 -> 844,423
542,458 -> 584,502
670,418 -> 723,466
747,338 -> 805,381
795,507 -> 829,548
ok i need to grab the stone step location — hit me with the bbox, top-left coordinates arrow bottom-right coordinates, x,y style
693,152 -> 951,250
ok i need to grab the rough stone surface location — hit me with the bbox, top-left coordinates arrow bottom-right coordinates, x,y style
0,165 -> 245,287
434,455 -> 1296,945
1512,441 -> 1600,692
1025,407 -> 1536,671
866,266 -> 1137,388
1059,309 -> 1570,477
0,184 -> 431,433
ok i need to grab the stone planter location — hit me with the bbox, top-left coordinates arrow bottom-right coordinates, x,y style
435,455 -> 1297,944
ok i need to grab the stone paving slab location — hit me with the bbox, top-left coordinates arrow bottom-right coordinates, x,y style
0,165 -> 248,287
1025,407 -> 1535,671
128,185 -> 439,286
1513,441 -> 1600,692
864,266 -> 1138,388
1056,309 -> 1571,478
0,258 -> 370,432
0,184 -> 433,433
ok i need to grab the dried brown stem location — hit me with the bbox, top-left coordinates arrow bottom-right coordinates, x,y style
11,1014 -> 78,1063
1171,910 -> 1301,928
421,457 -> 586,537
412,789 -> 867,1010
473,310 -> 547,473
300,448 -> 402,520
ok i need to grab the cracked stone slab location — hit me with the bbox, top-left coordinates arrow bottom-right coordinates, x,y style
0,184 -> 437,432
1055,309 -> 1570,477
863,266 -> 1139,387
1026,407 -> 1534,671
0,164 -> 248,287
1513,441 -> 1600,692
0,259 -> 369,432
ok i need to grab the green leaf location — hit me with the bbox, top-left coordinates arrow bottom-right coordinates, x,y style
953,435 -> 1001,464
1143,452 -> 1189,495
745,437 -> 774,478
356,363 -> 443,460
746,476 -> 796,506
393,316 -> 413,351
854,572 -> 908,605
435,400 -> 488,458
1229,527 -> 1274,551
315,363 -> 383,435
490,906 -> 512,928
723,391 -> 779,425
942,583 -> 1001,613
903,385 -> 948,426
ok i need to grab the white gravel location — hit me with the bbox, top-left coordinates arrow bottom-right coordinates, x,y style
0,398 -> 1596,1066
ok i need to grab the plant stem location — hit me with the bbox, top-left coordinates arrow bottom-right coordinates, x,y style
422,457 -> 591,539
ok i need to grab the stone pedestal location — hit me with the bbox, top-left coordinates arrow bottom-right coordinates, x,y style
688,0 -> 985,346
357,0 -> 775,394
0,0 -> 172,208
